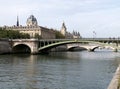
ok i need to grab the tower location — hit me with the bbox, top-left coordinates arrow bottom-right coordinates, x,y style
16,16 -> 19,27
60,22 -> 67,36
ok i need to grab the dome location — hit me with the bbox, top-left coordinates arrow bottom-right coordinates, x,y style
26,15 -> 38,27
27,15 -> 37,22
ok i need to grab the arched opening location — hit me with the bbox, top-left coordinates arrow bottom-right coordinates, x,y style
39,41 -> 89,53
12,44 -> 31,54
91,46 -> 100,52
68,46 -> 87,51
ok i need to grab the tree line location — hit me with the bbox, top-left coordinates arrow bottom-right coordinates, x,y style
0,27 -> 65,39
0,27 -> 30,39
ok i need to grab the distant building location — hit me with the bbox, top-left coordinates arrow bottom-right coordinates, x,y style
60,22 -> 81,39
72,30 -> 81,38
2,15 -> 81,39
4,15 -> 55,39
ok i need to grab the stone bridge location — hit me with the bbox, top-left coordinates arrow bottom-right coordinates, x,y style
67,44 -> 100,51
10,39 -> 38,54
9,38 -> 120,54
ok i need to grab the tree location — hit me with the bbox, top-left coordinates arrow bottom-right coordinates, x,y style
0,28 -> 30,39
54,30 -> 65,39
34,33 -> 42,39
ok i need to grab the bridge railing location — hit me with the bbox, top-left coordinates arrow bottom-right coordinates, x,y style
9,38 -> 120,43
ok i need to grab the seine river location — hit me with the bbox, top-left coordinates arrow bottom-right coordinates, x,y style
0,51 -> 120,89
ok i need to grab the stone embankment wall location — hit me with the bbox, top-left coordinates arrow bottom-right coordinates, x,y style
107,65 -> 120,89
0,41 -> 12,54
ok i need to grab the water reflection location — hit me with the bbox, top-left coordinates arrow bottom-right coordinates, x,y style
0,51 -> 119,89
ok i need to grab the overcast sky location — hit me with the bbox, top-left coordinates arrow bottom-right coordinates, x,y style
0,0 -> 120,38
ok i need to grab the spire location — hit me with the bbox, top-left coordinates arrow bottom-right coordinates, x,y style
16,15 -> 19,27
73,30 -> 75,35
62,21 -> 66,31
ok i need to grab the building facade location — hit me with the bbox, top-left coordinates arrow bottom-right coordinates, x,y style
5,15 -> 55,39
2,15 -> 81,39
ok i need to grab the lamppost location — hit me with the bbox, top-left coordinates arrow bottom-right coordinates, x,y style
93,31 -> 96,39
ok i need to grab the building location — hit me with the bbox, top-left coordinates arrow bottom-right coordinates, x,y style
60,22 -> 81,39
4,15 -> 56,39
2,15 -> 81,39
72,30 -> 81,38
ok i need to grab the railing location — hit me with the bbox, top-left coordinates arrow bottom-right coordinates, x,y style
9,38 -> 120,42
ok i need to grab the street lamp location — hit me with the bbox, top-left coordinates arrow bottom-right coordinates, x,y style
93,31 -> 96,39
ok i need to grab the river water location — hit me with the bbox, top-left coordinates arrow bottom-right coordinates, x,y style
0,51 -> 120,89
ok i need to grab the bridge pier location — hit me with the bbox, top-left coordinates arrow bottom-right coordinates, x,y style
30,42 -> 39,54
31,47 -> 39,54
88,48 -> 94,52
113,48 -> 118,52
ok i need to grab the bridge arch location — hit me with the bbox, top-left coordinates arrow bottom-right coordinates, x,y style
68,45 -> 100,52
38,40 -> 100,53
87,46 -> 100,52
68,46 -> 87,51
12,44 -> 31,53
38,40 -> 118,53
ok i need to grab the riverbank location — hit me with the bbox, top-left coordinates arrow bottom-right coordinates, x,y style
107,65 -> 120,89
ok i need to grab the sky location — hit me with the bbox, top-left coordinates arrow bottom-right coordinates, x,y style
0,0 -> 120,38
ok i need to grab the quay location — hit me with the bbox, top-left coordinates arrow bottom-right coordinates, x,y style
107,65 -> 120,89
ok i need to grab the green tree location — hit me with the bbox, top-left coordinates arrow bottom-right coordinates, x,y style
34,33 -> 42,39
0,28 -> 30,39
54,30 -> 65,39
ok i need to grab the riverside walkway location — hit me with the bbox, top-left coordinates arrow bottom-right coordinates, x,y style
107,65 -> 120,89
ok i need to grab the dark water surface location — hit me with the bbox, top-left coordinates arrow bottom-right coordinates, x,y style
0,51 -> 120,89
